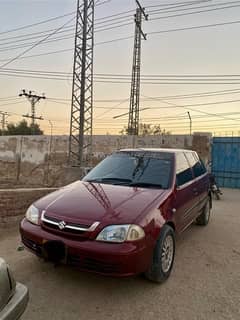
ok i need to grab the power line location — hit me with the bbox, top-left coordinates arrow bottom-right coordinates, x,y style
0,97 -> 21,102
142,95 -> 240,124
0,0 -> 209,40
141,96 -> 240,111
0,34 -> 133,60
45,88 -> 240,102
149,20 -> 240,37
0,1 -> 211,45
146,0 -> 211,9
0,16 -> 75,69
2,108 -> 240,132
149,0 -> 240,15
0,0 -> 111,37
0,101 -> 25,108
0,15 -> 239,56
36,96 -> 240,111
94,110 -> 240,122
3,67 -> 240,79
0,12 -> 76,36
1,1 -> 240,53
150,4 -> 240,21
3,68 -> 240,83
94,73 -> 240,78
98,116 -> 240,125
0,21 -> 134,52
0,17 -> 134,48
2,72 -> 240,84
0,49 -> 73,62
95,98 -> 130,120
0,0 -> 231,46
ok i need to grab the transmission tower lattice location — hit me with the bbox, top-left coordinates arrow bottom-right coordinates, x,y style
69,0 -> 94,166
128,2 -> 148,136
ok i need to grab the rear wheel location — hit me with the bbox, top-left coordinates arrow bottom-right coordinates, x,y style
196,198 -> 211,226
145,225 -> 175,283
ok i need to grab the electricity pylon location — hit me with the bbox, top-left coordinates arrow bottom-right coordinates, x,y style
128,0 -> 148,136
69,0 -> 94,166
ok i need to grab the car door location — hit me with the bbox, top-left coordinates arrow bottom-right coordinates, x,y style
172,152 -> 199,233
185,152 -> 209,217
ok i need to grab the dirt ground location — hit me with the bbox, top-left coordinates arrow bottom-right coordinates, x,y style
0,188 -> 240,320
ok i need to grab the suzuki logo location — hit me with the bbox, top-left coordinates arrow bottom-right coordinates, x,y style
58,221 -> 66,230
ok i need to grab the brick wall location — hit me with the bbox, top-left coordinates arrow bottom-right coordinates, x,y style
0,188 -> 57,227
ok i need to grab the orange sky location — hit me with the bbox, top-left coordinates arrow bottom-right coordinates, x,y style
0,0 -> 240,136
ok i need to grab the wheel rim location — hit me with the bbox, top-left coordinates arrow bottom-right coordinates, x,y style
161,235 -> 174,273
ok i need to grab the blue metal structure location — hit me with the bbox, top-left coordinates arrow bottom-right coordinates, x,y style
212,137 -> 240,188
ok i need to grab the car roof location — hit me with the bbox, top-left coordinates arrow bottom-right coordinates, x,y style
119,148 -> 195,154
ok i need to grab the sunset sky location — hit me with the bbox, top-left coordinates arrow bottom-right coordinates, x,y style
0,0 -> 240,135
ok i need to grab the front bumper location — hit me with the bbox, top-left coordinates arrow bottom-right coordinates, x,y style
20,219 -> 152,277
0,283 -> 28,320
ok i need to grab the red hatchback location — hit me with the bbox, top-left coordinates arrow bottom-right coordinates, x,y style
20,149 -> 211,283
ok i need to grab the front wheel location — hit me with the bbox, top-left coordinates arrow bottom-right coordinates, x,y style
145,225 -> 175,283
196,197 -> 211,226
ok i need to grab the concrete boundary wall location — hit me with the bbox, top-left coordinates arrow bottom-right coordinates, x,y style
0,134 -> 211,188
0,188 -> 57,227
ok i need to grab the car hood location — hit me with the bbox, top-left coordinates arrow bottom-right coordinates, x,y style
35,181 -> 169,225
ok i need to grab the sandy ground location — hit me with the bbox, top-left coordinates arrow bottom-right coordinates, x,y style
0,188 -> 240,320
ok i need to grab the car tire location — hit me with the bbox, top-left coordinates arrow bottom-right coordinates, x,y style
196,197 -> 211,226
145,225 -> 175,283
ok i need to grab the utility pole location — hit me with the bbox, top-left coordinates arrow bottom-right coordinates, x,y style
0,111 -> 9,135
19,89 -> 45,134
128,0 -> 148,136
187,111 -> 192,136
69,0 -> 94,166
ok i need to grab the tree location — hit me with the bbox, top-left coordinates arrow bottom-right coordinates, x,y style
0,119 -> 43,136
120,123 -> 171,136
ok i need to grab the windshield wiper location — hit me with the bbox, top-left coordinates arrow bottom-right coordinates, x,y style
129,182 -> 163,189
85,179 -> 102,183
85,177 -> 132,185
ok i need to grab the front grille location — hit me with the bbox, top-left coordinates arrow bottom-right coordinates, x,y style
68,255 -> 120,274
42,222 -> 86,235
41,212 -> 99,237
44,214 -> 90,229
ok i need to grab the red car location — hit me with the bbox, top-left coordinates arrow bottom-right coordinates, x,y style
20,149 -> 211,283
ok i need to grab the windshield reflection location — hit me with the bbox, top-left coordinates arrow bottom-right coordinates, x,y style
83,152 -> 173,189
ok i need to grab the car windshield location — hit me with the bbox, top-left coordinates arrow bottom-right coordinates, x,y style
83,151 -> 173,189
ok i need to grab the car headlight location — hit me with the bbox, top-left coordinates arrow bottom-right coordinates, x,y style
96,224 -> 145,243
26,205 -> 40,225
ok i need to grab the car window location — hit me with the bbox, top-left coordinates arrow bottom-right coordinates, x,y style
176,152 -> 193,187
185,152 -> 207,178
